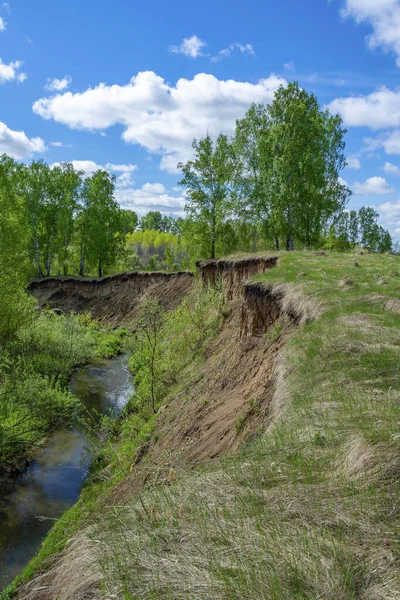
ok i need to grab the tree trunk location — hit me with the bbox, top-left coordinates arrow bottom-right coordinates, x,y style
79,254 -> 85,277
274,234 -> 280,251
45,254 -> 51,277
33,233 -> 43,277
285,235 -> 294,251
98,259 -> 103,278
210,214 -> 216,259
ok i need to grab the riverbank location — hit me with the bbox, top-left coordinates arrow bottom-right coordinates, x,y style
5,252 -> 400,600
0,309 -> 127,482
0,354 -> 134,590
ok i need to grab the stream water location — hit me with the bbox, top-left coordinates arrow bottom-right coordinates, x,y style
0,354 -> 134,590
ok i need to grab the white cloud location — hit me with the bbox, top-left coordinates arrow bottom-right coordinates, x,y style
2,3 -> 11,14
211,42 -> 255,62
50,160 -> 104,177
364,129 -> 400,154
33,70 -> 286,172
284,61 -> 295,71
383,160 -> 400,174
376,198 -> 400,222
352,175 -> 394,195
0,16 -> 6,30
50,160 -> 138,182
0,58 -> 26,83
169,35 -> 206,58
327,86 -> 400,129
141,182 -> 166,194
105,163 -> 137,173
0,122 -> 45,159
341,0 -> 400,66
373,198 -> 400,236
45,75 -> 72,92
115,172 -> 135,188
116,183 -> 184,216
346,156 -> 361,169
50,141 -> 72,148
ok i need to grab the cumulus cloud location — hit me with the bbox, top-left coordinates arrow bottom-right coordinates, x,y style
211,42 -> 255,63
33,70 -> 286,172
327,86 -> 400,129
383,160 -> 400,174
341,0 -> 400,66
346,156 -> 361,169
115,182 -> 184,216
0,16 -> 6,30
0,59 -> 26,83
105,163 -> 137,173
352,175 -> 394,195
45,75 -> 72,92
373,198 -> 400,235
0,122 -> 45,159
169,35 -> 206,58
50,159 -> 104,177
364,129 -> 400,154
50,160 -> 138,182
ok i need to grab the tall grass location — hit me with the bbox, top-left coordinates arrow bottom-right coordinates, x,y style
88,252 -> 400,599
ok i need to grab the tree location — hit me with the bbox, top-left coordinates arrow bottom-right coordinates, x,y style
358,207 -> 392,252
130,299 -> 165,413
140,211 -> 164,232
121,209 -> 138,234
261,82 -> 350,249
20,160 -> 51,277
233,104 -> 277,248
179,134 -> 235,259
52,163 -> 83,276
80,170 -> 124,277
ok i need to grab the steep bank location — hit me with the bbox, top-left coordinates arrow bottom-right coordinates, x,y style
10,255 -> 317,600
29,271 -> 194,325
12,252 -> 400,600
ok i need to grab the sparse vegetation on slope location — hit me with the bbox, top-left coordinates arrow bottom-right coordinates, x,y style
7,251 -> 400,600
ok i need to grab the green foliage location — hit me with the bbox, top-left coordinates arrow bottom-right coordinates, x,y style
125,229 -> 191,271
327,207 -> 392,252
139,211 -> 179,233
80,170 -> 125,277
179,134 -> 236,258
129,282 -> 227,414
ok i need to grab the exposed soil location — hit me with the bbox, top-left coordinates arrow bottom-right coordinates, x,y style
29,271 -> 194,326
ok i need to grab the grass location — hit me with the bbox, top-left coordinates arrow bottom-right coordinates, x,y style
6,250 -> 400,599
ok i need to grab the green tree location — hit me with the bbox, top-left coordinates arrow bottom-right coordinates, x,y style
52,163 -> 83,275
358,207 -> 392,252
20,160 -> 50,277
81,170 -> 124,277
131,299 -> 165,413
179,134 -> 235,259
121,209 -> 138,234
262,82 -> 350,249
233,104 -> 276,248
140,211 -> 164,231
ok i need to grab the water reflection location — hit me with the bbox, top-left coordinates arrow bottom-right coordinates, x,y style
0,354 -> 133,589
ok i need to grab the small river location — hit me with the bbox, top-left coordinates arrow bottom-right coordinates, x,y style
0,354 -> 134,590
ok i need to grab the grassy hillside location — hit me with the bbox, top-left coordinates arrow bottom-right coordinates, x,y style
8,251 -> 400,600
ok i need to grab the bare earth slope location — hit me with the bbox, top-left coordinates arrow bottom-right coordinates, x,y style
29,271 -> 194,325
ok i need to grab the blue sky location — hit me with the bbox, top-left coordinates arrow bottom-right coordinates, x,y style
2,0 -> 400,237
